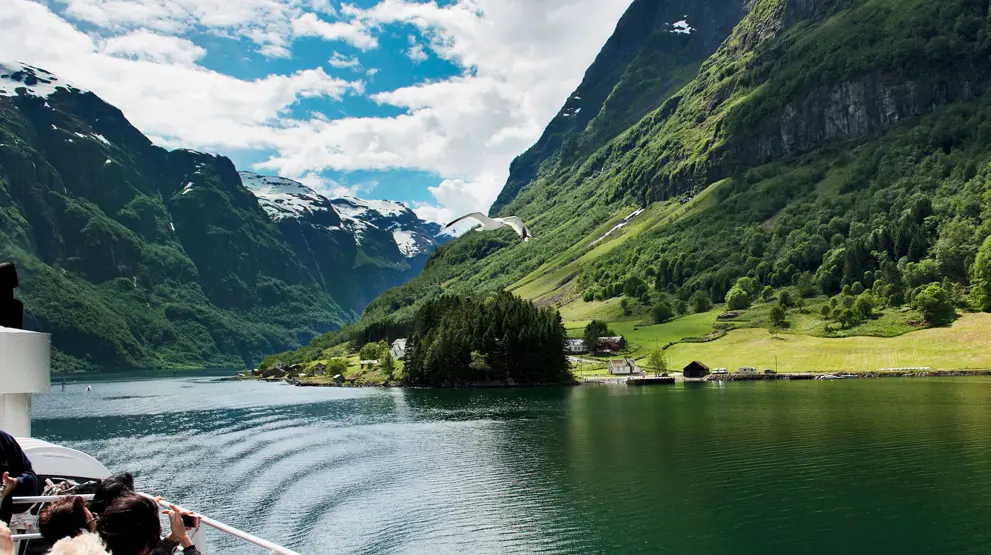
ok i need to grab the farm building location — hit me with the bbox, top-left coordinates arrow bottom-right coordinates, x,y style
608,358 -> 641,375
391,338 -> 408,360
565,339 -> 586,354
683,361 -> 710,379
597,336 -> 626,352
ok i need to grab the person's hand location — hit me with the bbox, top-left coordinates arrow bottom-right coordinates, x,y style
0,473 -> 17,499
0,521 -> 14,555
163,504 -> 195,548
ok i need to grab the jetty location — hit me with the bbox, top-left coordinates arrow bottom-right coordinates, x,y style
627,375 -> 675,386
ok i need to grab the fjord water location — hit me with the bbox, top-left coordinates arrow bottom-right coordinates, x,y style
32,374 -> 991,554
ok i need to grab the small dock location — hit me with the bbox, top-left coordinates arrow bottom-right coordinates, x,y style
627,376 -> 675,386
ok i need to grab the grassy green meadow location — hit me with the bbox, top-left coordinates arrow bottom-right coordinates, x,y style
665,313 -> 991,373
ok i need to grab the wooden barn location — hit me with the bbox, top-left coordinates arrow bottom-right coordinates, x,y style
597,336 -> 626,353
683,361 -> 710,379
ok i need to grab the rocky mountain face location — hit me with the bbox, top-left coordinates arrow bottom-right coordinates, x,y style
497,0 -> 991,211
275,0 -> 991,357
491,0 -> 751,214
240,172 -> 450,314
0,63 -> 444,370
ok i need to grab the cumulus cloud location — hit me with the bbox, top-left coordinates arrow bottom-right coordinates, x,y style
297,172 -> 362,197
259,0 -> 633,215
411,178 -> 501,224
54,0 -> 306,57
2,0 -> 363,152
7,0 -> 634,218
100,30 -> 206,65
277,0 -> 634,215
406,44 -> 428,64
328,51 -> 362,70
291,12 -> 377,50
308,0 -> 337,16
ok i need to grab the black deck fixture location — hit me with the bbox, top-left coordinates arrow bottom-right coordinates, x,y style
0,261 -> 23,329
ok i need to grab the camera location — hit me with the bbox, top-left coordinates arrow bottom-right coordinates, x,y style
0,262 -> 24,329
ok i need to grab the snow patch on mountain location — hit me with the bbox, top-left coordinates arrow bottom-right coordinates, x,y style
332,197 -> 407,219
392,229 -> 420,257
339,212 -> 372,240
240,171 -> 335,221
0,62 -> 87,98
240,171 -> 446,259
670,19 -> 695,34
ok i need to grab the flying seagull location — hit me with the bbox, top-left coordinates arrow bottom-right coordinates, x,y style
444,212 -> 533,242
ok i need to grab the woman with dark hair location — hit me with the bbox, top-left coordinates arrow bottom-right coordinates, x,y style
38,496 -> 97,544
97,494 -> 199,555
89,473 -> 135,517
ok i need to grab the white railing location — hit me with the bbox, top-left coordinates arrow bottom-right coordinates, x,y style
10,494 -> 302,555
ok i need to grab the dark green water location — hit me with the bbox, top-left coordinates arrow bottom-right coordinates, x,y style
31,374 -> 991,554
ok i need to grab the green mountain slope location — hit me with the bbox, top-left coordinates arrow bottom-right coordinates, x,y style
272,0 -> 991,367
0,64 -> 445,371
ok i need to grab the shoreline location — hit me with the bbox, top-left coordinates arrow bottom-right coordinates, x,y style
229,368 -> 991,389
227,374 -> 580,389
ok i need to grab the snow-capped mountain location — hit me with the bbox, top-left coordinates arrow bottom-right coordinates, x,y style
0,63 -> 87,98
0,60 -> 450,371
330,197 -> 444,258
239,171 -> 446,260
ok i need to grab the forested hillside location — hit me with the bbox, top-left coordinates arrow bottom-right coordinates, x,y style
272,0 -> 991,367
0,63 -> 445,371
403,292 -> 570,387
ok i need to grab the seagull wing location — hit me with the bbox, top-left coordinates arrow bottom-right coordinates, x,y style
444,212 -> 490,229
496,216 -> 533,240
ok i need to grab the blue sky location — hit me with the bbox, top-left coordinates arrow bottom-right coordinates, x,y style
191,0 -> 465,205
5,0 -> 634,221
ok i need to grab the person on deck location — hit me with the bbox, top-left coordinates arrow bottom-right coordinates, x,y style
97,494 -> 200,555
0,430 -> 39,524
39,496 -> 99,545
89,472 -> 135,517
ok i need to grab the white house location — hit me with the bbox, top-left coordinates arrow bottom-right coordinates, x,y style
391,338 -> 408,360
565,339 -> 586,354
608,358 -> 641,375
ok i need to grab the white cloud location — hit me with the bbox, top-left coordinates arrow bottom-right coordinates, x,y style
100,30 -> 206,65
406,44 -> 428,64
55,0 -> 304,57
410,202 -> 449,224
258,44 -> 292,59
2,0 -> 363,152
8,0 -> 635,219
270,0 -> 635,215
366,68 -> 379,77
412,178 -> 500,224
297,172 -> 361,197
308,0 -> 337,16
296,173 -> 380,199
328,51 -> 362,70
291,12 -> 377,50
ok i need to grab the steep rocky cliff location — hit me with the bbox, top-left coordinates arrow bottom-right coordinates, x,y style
0,63 -> 445,370
491,0 -> 751,214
